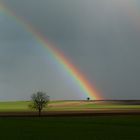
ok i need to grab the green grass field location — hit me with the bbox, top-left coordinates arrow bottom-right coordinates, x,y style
0,100 -> 140,111
0,116 -> 140,140
0,101 -> 140,140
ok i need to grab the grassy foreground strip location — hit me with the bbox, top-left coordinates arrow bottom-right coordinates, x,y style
0,116 -> 140,140
0,100 -> 140,111
0,101 -> 30,111
0,101 -> 140,111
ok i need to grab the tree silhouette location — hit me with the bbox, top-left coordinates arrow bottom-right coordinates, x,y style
29,91 -> 49,116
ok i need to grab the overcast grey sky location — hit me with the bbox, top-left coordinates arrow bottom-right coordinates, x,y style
0,0 -> 140,100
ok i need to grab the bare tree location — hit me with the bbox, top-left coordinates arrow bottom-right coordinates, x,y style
29,91 -> 49,116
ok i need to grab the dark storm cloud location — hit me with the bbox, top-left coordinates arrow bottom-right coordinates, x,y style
1,0 -> 140,100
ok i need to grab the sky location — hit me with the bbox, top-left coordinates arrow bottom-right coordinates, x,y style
0,0 -> 140,100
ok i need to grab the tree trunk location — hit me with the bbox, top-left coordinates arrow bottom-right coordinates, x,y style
39,109 -> 41,117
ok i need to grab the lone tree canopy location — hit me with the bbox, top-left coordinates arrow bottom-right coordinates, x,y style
87,97 -> 90,101
29,91 -> 49,116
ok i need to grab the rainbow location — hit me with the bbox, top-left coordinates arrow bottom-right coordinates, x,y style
0,2 -> 101,100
